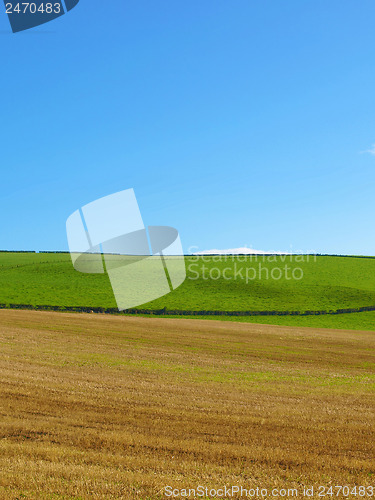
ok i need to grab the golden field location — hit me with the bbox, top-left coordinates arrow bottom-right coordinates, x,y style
0,310 -> 374,499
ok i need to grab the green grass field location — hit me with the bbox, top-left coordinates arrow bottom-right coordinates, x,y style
0,252 -> 375,330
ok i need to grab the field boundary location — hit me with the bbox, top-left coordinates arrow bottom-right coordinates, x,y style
1,303 -> 375,316
1,250 -> 375,259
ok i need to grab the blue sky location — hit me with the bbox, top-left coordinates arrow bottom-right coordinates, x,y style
1,0 -> 375,255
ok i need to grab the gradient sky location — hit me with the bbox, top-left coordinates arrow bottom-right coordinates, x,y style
1,0 -> 375,255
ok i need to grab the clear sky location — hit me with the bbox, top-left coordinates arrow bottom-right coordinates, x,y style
1,0 -> 375,255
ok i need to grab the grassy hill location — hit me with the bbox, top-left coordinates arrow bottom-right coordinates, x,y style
0,252 -> 375,330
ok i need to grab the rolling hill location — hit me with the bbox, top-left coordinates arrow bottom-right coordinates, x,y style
0,252 -> 374,330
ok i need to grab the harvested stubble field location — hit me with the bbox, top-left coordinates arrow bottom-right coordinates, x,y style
0,310 -> 374,499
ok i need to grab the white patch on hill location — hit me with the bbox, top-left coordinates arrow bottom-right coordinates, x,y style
193,247 -> 290,255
